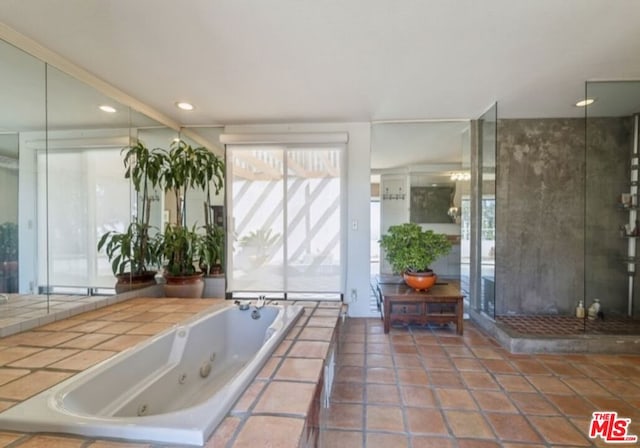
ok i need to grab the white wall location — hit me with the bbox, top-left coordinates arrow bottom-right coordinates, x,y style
223,122 -> 373,317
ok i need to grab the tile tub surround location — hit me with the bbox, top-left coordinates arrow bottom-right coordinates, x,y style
0,285 -> 164,338
0,297 -> 343,447
4,300 -> 639,447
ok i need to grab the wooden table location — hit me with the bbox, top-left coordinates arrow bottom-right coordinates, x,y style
375,275 -> 464,335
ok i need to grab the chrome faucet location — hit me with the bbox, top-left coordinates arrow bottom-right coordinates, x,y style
255,295 -> 266,310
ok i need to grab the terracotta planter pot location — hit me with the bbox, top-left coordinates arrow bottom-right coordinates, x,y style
403,270 -> 437,292
115,271 -> 157,294
163,272 -> 205,298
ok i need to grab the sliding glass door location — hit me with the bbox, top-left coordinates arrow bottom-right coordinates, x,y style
227,144 -> 343,298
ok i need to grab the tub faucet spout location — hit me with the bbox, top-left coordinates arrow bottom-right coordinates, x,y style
255,295 -> 266,310
234,300 -> 251,311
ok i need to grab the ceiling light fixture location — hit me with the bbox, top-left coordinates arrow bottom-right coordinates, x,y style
99,105 -> 117,113
176,102 -> 195,111
576,98 -> 595,107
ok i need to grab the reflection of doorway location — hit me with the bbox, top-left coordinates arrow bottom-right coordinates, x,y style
370,199 -> 380,275
370,121 -> 470,317
460,197 -> 471,296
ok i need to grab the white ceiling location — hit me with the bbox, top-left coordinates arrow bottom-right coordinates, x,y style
1,0 -> 640,126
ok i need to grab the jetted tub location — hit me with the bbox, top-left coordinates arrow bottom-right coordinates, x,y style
0,303 -> 303,446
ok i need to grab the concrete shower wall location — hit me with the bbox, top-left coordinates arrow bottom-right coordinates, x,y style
495,118 -> 633,316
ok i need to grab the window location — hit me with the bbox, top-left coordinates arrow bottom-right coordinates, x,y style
226,144 -> 344,298
37,148 -> 131,288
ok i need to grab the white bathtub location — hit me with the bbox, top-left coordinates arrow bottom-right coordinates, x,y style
0,303 -> 303,446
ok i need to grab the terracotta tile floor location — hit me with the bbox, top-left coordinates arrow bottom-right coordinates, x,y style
320,318 -> 640,447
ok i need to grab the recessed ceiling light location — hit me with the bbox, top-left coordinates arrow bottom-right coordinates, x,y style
99,105 -> 117,113
576,98 -> 595,107
176,102 -> 195,111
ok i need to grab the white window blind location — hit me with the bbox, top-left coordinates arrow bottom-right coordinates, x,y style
37,148 -> 131,288
226,143 -> 344,296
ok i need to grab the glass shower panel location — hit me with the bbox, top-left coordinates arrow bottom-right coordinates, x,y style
479,103 -> 497,317
585,81 -> 640,330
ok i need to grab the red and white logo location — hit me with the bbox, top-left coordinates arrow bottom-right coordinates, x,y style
589,412 -> 638,444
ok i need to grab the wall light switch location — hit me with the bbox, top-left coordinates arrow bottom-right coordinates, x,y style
351,219 -> 358,230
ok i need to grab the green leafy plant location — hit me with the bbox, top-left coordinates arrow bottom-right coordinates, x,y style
379,222 -> 452,274
97,141 -> 163,278
97,222 -> 160,276
0,222 -> 18,262
157,139 -> 225,277
199,223 -> 225,275
159,224 -> 202,276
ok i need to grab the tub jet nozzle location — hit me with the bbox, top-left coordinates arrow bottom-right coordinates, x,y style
200,362 -> 212,378
137,404 -> 148,416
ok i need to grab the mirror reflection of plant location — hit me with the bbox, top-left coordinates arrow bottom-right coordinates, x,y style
122,141 -> 164,272
97,141 -> 163,278
379,222 -> 452,274
97,222 -> 161,276
0,222 -> 18,262
199,223 -> 224,275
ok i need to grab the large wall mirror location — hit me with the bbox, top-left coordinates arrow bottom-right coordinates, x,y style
1,38 -> 45,301
371,121 -> 471,297
0,35 -> 177,329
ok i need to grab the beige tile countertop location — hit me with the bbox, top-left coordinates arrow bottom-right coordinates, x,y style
0,297 -> 343,447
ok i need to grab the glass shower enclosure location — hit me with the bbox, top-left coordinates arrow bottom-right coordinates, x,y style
585,81 -> 640,327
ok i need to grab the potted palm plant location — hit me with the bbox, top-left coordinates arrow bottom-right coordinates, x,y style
97,141 -> 163,292
379,222 -> 452,291
157,139 -> 224,297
